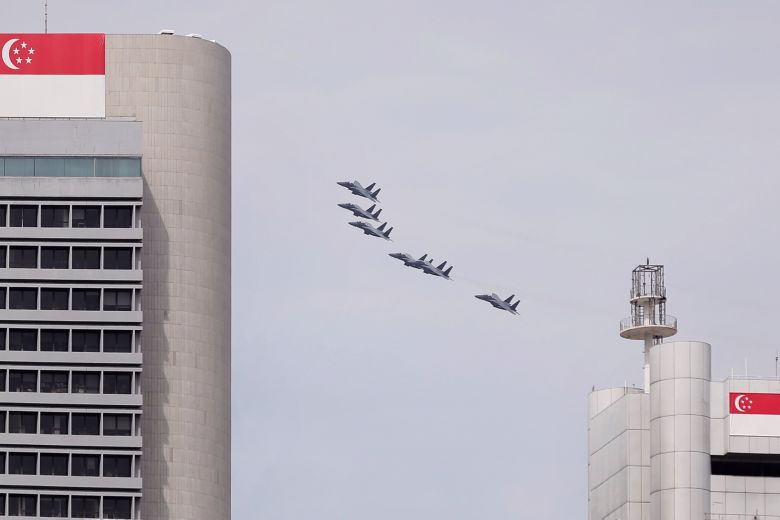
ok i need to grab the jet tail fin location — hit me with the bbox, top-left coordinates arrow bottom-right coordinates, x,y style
384,227 -> 393,238
444,266 -> 453,276
511,300 -> 520,311
436,261 -> 447,270
371,188 -> 381,199
366,182 -> 376,191
504,294 -> 515,303
378,222 -> 387,231
367,204 -> 376,212
419,254 -> 427,261
373,208 -> 382,219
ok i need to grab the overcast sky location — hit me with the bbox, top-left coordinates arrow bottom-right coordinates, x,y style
6,2 -> 780,518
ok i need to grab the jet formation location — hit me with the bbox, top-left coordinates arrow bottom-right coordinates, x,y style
337,180 -> 518,315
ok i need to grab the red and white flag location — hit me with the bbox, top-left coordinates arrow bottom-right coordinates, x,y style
0,34 -> 105,117
730,392 -> 780,436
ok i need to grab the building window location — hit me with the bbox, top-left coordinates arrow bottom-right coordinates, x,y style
9,329 -> 36,351
40,330 -> 68,352
8,494 -> 36,516
0,452 -> 5,473
71,454 -> 100,475
40,205 -> 69,227
72,206 -> 100,228
8,412 -> 37,433
104,289 -> 132,311
40,247 -> 69,269
9,288 -> 37,309
8,453 -> 37,474
0,245 -> 6,267
72,330 -> 100,352
5,157 -> 34,176
40,371 -> 69,393
40,288 -> 69,310
72,247 -> 100,269
72,496 -> 100,518
71,372 -> 100,394
104,373 -> 132,394
104,247 -> 133,269
0,368 -> 5,390
8,246 -> 37,268
0,205 -> 5,226
103,497 -> 132,519
8,370 -> 37,392
72,289 -> 100,310
40,413 -> 68,434
8,205 -> 37,227
96,157 -> 141,177
103,414 -> 132,436
104,330 -> 132,353
104,206 -> 133,228
71,414 -> 100,436
103,455 -> 132,477
39,495 -> 68,517
40,454 -> 68,476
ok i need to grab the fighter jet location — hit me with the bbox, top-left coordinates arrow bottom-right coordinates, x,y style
475,293 -> 520,315
389,252 -> 432,269
337,181 -> 381,203
338,202 -> 382,221
420,260 -> 453,280
349,221 -> 393,240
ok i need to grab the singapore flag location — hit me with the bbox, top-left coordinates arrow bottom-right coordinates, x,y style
0,33 -> 105,118
729,392 -> 780,437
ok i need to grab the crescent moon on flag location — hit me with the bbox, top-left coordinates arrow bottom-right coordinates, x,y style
1,38 -> 20,70
734,394 -> 747,412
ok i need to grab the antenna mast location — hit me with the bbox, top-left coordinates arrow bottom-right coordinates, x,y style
45,1 -> 48,33
619,261 -> 678,392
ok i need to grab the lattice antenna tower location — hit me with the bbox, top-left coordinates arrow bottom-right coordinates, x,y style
619,260 -> 678,391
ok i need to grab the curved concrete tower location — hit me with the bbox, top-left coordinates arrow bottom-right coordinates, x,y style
648,341 -> 711,520
105,35 -> 231,520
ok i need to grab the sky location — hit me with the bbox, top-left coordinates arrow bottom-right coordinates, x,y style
6,1 -> 780,518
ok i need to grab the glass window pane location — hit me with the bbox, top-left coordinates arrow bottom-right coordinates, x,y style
72,289 -> 100,310
72,247 -> 100,268
72,454 -> 100,475
40,330 -> 68,352
72,496 -> 100,518
104,206 -> 133,228
72,206 -> 100,228
72,372 -> 100,394
9,329 -> 37,351
64,157 -> 94,177
104,247 -> 133,269
41,205 -> 69,227
9,205 -> 37,227
40,247 -> 68,269
9,246 -> 37,268
40,494 -> 69,517
96,157 -> 141,177
71,414 -> 100,435
72,330 -> 100,352
5,157 -> 35,177
34,157 -> 65,177
40,371 -> 68,393
40,288 -> 69,310
8,411 -> 37,433
9,494 -> 37,516
9,288 -> 37,309
40,413 -> 68,434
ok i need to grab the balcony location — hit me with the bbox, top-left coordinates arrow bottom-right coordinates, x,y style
619,314 -> 678,340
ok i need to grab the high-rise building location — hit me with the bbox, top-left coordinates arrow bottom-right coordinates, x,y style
589,263 -> 780,520
0,33 -> 231,519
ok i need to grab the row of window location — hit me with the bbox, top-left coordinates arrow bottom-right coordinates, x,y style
0,369 -> 137,395
0,329 -> 135,353
0,204 -> 137,228
0,451 -> 135,478
0,245 -> 136,269
0,155 -> 141,179
0,493 -> 133,518
1,411 -> 136,436
0,287 -> 137,311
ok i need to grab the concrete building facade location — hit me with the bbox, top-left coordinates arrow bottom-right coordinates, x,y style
0,33 -> 230,520
589,265 -> 780,520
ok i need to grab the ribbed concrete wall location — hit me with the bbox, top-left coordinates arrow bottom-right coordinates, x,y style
105,35 -> 231,520
649,341 -> 711,520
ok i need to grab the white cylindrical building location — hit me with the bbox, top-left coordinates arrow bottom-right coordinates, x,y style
648,341 -> 711,520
